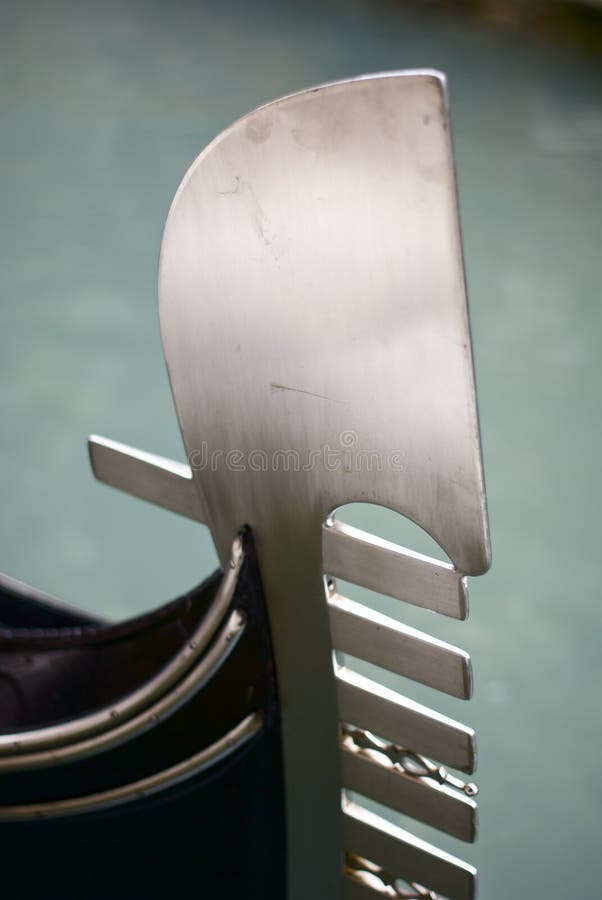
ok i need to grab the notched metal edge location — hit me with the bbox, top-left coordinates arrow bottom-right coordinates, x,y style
323,520 -> 469,621
328,593 -> 472,700
0,607 -> 247,772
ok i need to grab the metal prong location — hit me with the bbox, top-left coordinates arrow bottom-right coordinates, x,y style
328,593 -> 472,699
342,873 -> 395,900
341,733 -> 477,842
323,520 -> 468,620
344,854 -> 440,899
344,800 -> 477,900
88,435 -> 207,523
336,667 -> 476,774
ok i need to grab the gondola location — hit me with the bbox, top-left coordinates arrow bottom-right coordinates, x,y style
0,71 -> 491,899
0,531 -> 285,898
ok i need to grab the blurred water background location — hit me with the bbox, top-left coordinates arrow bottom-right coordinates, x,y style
1,1 -> 601,896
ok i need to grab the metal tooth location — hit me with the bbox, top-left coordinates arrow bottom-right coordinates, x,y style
345,854 -> 439,899
342,873 -> 388,900
322,519 -> 468,620
344,876 -> 435,900
343,729 -> 478,797
88,435 -> 207,523
343,800 -> 477,900
328,590 -> 472,699
343,871 -> 399,900
336,666 -> 476,774
341,729 -> 477,842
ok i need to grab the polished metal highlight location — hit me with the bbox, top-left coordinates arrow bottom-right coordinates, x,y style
328,590 -> 472,699
85,71 -> 491,898
343,728 -> 477,798
341,730 -> 477,842
0,712 -> 261,821
89,435 -> 207,524
157,70 -> 490,900
345,854 -> 439,899
337,666 -> 476,774
343,801 -> 477,900
323,520 -> 469,620
0,534 -> 243,760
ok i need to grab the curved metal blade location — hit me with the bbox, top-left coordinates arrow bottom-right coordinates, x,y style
158,71 -> 491,900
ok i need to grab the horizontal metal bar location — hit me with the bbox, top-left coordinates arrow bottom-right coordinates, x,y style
343,800 -> 477,900
0,713 -> 262,820
89,435 -> 207,523
341,740 -> 477,842
328,593 -> 472,699
336,667 -> 476,774
323,520 -> 468,619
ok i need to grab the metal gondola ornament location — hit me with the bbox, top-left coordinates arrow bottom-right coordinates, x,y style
0,71 -> 490,900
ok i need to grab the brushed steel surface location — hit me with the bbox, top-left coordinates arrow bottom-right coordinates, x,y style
328,592 -> 471,699
89,435 -> 207,523
341,741 -> 477,842
0,712 -> 261,820
324,519 -> 468,620
337,666 -> 476,774
158,70 -> 490,899
159,69 -> 490,575
344,800 -> 477,900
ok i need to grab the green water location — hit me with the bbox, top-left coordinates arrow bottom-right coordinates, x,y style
1,1 -> 601,895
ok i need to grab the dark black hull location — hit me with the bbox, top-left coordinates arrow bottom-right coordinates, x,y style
0,531 -> 285,899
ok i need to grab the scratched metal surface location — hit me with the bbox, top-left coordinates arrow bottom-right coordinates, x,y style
0,1 -> 601,896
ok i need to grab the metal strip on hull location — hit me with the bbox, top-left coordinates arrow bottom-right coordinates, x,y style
0,608 -> 246,772
0,535 -> 243,759
0,713 -> 261,821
